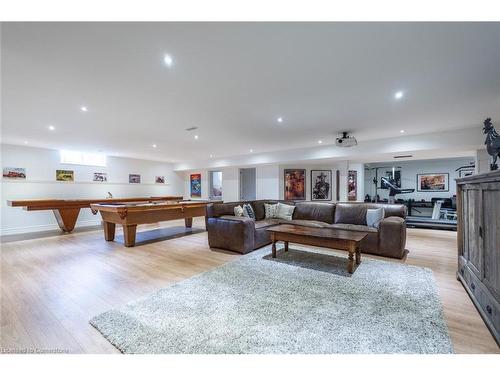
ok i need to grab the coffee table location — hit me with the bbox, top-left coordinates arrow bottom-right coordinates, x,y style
266,224 -> 368,274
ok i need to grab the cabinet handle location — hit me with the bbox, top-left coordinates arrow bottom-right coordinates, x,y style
479,226 -> 483,238
471,283 -> 475,290
486,305 -> 492,314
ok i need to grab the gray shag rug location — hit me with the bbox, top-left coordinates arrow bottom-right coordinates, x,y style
90,246 -> 453,354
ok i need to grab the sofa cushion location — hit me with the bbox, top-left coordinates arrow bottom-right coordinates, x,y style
366,208 -> 385,228
293,202 -> 335,224
264,203 -> 279,219
250,200 -> 267,221
334,203 -> 369,225
328,223 -> 378,233
287,219 -> 331,228
242,204 -> 256,220
276,203 -> 295,221
254,219 -> 281,229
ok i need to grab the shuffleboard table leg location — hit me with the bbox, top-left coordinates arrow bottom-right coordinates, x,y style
103,222 -> 116,241
184,217 -> 193,228
122,224 -> 137,247
52,208 -> 80,233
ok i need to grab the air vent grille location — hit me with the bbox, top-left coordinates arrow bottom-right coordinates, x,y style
393,155 -> 413,159
185,126 -> 198,131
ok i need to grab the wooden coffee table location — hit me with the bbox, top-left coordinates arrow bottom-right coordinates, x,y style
266,224 -> 368,274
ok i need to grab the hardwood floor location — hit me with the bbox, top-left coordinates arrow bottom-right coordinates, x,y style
1,219 -> 498,354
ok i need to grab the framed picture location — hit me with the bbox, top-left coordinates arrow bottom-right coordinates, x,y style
3,167 -> 26,179
381,170 -> 401,189
56,169 -> 74,182
417,173 -> 449,192
155,176 -> 165,184
284,169 -> 305,200
190,173 -> 202,197
347,170 -> 357,201
311,170 -> 332,201
93,172 -> 107,182
129,174 -> 141,184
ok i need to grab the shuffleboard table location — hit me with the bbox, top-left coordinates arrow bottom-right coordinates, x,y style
7,196 -> 183,233
90,200 -> 210,247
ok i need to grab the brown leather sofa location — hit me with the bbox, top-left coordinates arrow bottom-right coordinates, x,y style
206,200 -> 407,259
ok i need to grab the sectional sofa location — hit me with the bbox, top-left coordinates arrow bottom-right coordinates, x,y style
206,200 -> 407,258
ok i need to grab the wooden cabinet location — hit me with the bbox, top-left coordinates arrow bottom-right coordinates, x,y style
457,170 -> 500,345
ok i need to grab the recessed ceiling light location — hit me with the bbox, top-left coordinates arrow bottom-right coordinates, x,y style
152,144 -> 157,148
210,154 -> 213,158
250,149 -> 253,153
24,140 -> 28,144
48,125 -> 55,131
394,91 -> 404,100
318,140 -> 323,144
400,130 -> 405,134
80,106 -> 88,112
164,54 -> 173,67
194,135 -> 199,140
277,117 -> 283,123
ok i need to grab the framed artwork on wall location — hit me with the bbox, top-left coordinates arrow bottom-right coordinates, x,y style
311,170 -> 332,201
129,174 -> 141,184
56,169 -> 74,182
3,167 -> 26,179
417,173 -> 449,192
347,170 -> 357,201
93,172 -> 107,182
284,169 -> 305,200
155,176 -> 165,183
190,173 -> 202,197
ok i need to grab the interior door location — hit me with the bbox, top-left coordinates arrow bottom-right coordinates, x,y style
466,187 -> 483,278
240,168 -> 256,201
482,182 -> 500,300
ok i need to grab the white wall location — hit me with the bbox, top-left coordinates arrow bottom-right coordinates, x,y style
1,144 -> 184,235
363,157 -> 474,201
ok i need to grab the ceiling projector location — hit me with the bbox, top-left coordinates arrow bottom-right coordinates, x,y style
335,132 -> 358,147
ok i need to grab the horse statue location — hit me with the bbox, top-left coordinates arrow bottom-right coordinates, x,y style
483,118 -> 500,170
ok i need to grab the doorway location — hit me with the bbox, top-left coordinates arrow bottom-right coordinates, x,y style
239,168 -> 256,201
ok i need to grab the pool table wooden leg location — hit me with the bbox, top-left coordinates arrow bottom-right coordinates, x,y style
122,224 -> 137,247
53,208 -> 80,233
184,217 -> 193,228
103,221 -> 116,241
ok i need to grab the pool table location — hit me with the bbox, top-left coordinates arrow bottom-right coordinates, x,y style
90,200 -> 210,247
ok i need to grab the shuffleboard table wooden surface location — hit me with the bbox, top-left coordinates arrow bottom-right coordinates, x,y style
6,196 -> 184,232
90,200 -> 210,247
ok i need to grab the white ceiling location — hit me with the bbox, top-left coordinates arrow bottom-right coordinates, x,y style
2,22 -> 500,163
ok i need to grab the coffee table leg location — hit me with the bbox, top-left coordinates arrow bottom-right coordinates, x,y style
347,242 -> 356,274
284,241 -> 289,252
272,240 -> 277,258
355,244 -> 361,265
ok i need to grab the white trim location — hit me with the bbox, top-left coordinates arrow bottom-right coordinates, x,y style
0,219 -> 101,236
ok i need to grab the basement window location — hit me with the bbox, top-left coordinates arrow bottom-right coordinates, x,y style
60,150 -> 107,167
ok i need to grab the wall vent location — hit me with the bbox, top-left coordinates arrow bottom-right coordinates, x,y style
393,155 -> 413,159
185,126 -> 198,131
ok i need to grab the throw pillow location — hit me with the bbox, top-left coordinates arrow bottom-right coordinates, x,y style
234,205 -> 244,217
276,202 -> 295,221
366,208 -> 385,228
264,203 -> 278,219
242,203 -> 256,220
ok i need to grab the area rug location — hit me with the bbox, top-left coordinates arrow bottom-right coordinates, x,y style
90,246 -> 453,354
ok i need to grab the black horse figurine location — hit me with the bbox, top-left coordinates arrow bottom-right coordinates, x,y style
483,118 -> 500,170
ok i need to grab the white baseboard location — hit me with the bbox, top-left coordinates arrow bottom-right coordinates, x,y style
0,219 -> 102,236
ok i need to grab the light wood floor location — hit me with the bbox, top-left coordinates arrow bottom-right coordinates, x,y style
1,218 -> 498,354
